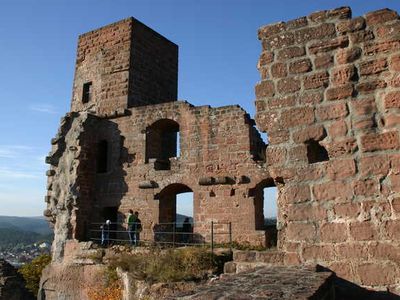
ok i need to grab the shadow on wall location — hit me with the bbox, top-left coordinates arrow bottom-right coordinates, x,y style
316,265 -> 400,300
86,119 -> 132,242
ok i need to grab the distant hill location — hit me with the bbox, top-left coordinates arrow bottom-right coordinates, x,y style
0,216 -> 52,235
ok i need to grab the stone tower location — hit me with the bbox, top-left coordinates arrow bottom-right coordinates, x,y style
71,17 -> 178,115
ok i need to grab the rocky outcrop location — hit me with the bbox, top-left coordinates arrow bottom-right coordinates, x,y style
0,259 -> 33,300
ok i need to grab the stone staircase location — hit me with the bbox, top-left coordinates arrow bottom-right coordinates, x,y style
224,249 -> 285,274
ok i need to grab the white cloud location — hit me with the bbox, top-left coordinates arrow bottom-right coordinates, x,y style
30,103 -> 58,114
0,167 -> 40,179
0,145 -> 34,158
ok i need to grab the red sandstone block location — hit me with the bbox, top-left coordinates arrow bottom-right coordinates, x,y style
258,22 -> 286,39
384,114 -> 400,129
298,92 -> 323,105
303,72 -> 329,90
327,7 -> 352,20
365,8 -> 399,26
359,58 -> 388,76
349,222 -> 377,241
353,178 -> 379,197
262,32 -> 295,50
271,62 -> 287,78
312,181 -> 352,202
325,137 -> 357,158
334,203 -> 360,219
289,58 -> 312,74
308,36 -> 349,54
336,17 -> 365,34
369,242 -> 400,262
267,130 -> 290,144
266,146 -> 287,166
385,220 -> 400,240
335,47 -> 362,64
280,107 -> 314,127
357,263 -> 398,286
331,65 -> 356,86
360,131 -> 400,152
390,54 -> 400,71
302,244 -> 334,261
392,198 -> 400,214
335,244 -> 368,262
327,120 -> 348,137
320,223 -> 347,242
277,46 -> 305,60
375,21 -> 400,39
389,174 -> 400,193
280,184 -> 311,204
255,100 -> 266,112
288,145 -> 307,162
325,84 -> 354,100
359,155 -> 390,177
314,54 -> 333,69
308,7 -> 351,24
296,164 -> 326,181
350,30 -> 375,44
294,23 -> 336,44
257,51 -> 274,68
328,262 -> 353,280
390,154 -> 400,175
283,253 -> 301,266
326,158 -> 356,180
255,80 -> 275,98
287,203 -> 327,222
292,125 -> 325,143
286,222 -> 316,242
388,74 -> 400,88
268,95 -> 296,109
351,117 -> 376,131
277,78 -> 301,94
356,79 -> 387,94
384,91 -> 400,109
364,40 -> 400,56
316,102 -> 348,121
350,97 -> 376,116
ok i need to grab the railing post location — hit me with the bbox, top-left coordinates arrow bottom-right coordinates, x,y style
211,221 -> 214,256
229,222 -> 232,253
173,222 -> 176,247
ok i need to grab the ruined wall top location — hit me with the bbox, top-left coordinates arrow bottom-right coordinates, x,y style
71,17 -> 178,116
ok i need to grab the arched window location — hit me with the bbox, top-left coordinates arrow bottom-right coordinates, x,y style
146,119 -> 180,170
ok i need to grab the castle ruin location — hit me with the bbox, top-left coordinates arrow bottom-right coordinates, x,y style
43,6 -> 400,296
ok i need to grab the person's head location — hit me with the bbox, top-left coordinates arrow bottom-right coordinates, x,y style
129,209 -> 133,214
184,217 -> 189,222
106,220 -> 111,225
135,211 -> 139,216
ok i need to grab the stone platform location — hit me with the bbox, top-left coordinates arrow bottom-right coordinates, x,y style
172,266 -> 334,300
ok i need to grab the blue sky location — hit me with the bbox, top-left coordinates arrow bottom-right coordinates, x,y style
1,0 -> 399,217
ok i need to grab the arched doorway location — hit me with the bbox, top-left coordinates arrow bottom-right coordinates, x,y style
156,183 -> 194,244
253,178 -> 277,247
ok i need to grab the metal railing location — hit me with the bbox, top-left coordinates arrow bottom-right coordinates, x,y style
89,221 -> 232,254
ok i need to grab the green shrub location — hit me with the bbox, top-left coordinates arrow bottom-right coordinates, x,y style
18,254 -> 51,295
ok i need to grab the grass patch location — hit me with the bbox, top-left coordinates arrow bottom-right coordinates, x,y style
108,247 -> 227,284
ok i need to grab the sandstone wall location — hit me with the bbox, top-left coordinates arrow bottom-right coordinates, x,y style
255,6 -> 400,292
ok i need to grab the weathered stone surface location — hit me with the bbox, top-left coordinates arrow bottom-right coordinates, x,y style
173,266 -> 334,300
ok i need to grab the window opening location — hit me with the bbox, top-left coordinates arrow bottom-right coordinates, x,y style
306,140 -> 329,164
82,82 -> 92,103
96,140 -> 108,173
